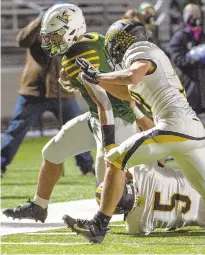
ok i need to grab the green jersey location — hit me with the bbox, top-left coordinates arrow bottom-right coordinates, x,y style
61,32 -> 135,124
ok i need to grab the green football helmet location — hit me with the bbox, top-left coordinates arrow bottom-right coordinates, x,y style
104,19 -> 148,67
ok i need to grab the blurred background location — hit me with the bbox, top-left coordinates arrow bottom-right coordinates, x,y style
1,0 -> 205,134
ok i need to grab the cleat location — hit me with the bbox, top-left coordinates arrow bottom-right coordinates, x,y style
2,199 -> 47,223
62,215 -> 107,244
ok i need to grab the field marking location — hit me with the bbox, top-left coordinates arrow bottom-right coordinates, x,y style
1,242 -> 89,246
109,224 -> 124,227
27,232 -> 77,235
2,242 -> 205,246
1,199 -> 124,236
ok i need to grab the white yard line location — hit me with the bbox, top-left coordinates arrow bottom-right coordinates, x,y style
27,232 -> 77,235
1,242 -> 89,246
1,199 -> 123,236
109,224 -> 124,227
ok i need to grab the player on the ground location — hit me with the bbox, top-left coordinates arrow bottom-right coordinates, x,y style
63,19 -> 205,243
2,5 -> 155,222
95,163 -> 205,235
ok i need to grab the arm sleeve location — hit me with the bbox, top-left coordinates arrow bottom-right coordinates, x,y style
82,78 -> 115,148
168,31 -> 193,68
16,17 -> 41,48
124,45 -> 154,69
124,44 -> 161,81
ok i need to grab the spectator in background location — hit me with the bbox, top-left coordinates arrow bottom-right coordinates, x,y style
138,2 -> 159,45
183,0 -> 203,8
168,4 -> 205,114
170,0 -> 184,34
123,9 -> 145,24
1,13 -> 94,177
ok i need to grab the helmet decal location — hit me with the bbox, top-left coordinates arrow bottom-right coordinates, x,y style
56,11 -> 70,24
105,30 -> 136,54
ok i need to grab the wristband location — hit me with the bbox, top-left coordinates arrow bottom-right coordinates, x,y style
132,106 -> 145,120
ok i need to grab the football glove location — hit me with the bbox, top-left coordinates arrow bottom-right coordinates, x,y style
58,68 -> 77,92
75,57 -> 100,84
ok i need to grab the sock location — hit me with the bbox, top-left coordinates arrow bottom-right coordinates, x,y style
33,194 -> 49,209
94,211 -> 111,229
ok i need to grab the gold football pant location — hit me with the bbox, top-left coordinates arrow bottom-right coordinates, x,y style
105,118 -> 205,200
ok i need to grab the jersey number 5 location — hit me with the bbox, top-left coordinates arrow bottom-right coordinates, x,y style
153,191 -> 191,214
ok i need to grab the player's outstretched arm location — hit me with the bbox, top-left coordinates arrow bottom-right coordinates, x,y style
97,60 -> 151,86
75,57 -> 151,88
99,82 -> 132,101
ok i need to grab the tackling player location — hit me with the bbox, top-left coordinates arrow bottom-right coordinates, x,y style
96,163 -> 205,235
63,19 -> 205,243
2,5 -> 154,222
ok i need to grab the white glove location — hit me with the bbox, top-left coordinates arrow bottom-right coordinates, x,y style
58,68 -> 77,92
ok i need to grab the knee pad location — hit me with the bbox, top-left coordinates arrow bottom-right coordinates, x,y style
42,138 -> 62,164
104,147 -> 122,169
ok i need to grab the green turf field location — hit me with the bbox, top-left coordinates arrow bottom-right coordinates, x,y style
2,225 -> 205,254
1,138 -> 205,254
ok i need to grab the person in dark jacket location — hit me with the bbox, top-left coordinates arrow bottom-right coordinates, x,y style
168,4 -> 205,114
1,15 -> 94,177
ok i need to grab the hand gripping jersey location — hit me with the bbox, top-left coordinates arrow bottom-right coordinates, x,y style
123,41 -> 197,121
126,164 -> 205,235
61,32 -> 135,124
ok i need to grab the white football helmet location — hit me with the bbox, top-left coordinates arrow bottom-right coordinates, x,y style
40,3 -> 86,57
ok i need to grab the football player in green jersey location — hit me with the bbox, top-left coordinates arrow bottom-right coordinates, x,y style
2,4 -> 154,224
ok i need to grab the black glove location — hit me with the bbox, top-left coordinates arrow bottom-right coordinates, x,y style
75,57 -> 100,84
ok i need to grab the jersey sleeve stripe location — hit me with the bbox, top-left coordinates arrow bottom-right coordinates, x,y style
68,63 -> 100,77
62,50 -> 97,65
86,56 -> 100,62
64,56 -> 100,72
